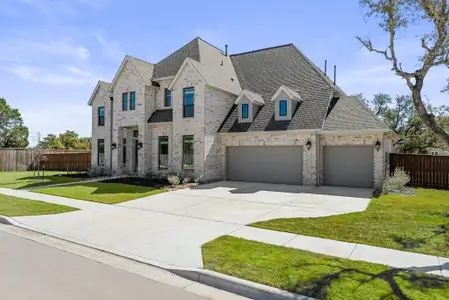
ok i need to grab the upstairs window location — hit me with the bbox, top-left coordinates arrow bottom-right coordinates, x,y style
122,93 -> 128,111
98,107 -> 105,126
242,104 -> 249,119
279,100 -> 287,116
165,89 -> 172,107
183,87 -> 194,117
130,91 -> 136,110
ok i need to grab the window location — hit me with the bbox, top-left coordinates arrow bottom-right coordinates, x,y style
122,138 -> 127,165
241,104 -> 249,119
122,93 -> 128,111
158,136 -> 169,169
183,87 -> 194,117
97,139 -> 105,166
98,107 -> 105,126
130,91 -> 136,110
133,130 -> 139,138
165,89 -> 172,107
182,135 -> 194,169
279,100 -> 287,116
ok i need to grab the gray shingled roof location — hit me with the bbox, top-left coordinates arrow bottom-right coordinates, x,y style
153,38 -> 200,78
219,44 -> 335,132
322,96 -> 388,131
148,109 -> 173,123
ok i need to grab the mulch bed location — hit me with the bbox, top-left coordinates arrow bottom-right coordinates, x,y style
102,177 -> 171,189
56,173 -> 90,179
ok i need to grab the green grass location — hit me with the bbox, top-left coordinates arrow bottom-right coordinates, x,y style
0,171 -> 82,189
34,182 -> 164,204
0,194 -> 78,216
251,189 -> 449,257
203,236 -> 449,300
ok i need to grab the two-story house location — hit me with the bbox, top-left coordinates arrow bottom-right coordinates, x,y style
88,37 -> 391,188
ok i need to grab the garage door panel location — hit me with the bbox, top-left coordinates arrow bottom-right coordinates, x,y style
324,146 -> 374,188
227,146 -> 303,185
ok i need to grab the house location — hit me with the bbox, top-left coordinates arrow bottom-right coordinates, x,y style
88,37 -> 391,188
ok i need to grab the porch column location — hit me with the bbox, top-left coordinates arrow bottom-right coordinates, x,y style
303,134 -> 317,186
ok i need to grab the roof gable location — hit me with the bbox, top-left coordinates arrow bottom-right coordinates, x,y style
109,55 -> 153,91
88,81 -> 110,106
271,85 -> 302,102
235,90 -> 264,105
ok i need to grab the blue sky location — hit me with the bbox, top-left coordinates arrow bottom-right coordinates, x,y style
1,0 -> 447,145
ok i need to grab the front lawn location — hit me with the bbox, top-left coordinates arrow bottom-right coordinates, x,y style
0,171 -> 82,189
0,194 -> 78,216
251,189 -> 449,257
34,182 -> 164,204
203,236 -> 449,300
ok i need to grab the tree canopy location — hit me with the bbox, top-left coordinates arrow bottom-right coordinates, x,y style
38,130 -> 91,150
0,97 -> 29,148
357,0 -> 449,146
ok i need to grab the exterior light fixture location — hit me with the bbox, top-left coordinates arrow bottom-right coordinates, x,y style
375,139 -> 381,152
111,143 -> 117,150
305,139 -> 312,151
137,142 -> 143,149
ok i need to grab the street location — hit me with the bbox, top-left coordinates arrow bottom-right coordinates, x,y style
0,229 -> 210,300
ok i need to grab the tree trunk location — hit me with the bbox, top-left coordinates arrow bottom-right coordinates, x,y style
412,88 -> 449,146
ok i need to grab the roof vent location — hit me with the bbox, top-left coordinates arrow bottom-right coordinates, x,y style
225,44 -> 228,57
324,60 -> 327,76
333,65 -> 337,85
221,60 -> 224,66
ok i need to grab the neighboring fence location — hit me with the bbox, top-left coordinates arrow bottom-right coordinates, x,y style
0,149 -> 91,172
390,153 -> 449,189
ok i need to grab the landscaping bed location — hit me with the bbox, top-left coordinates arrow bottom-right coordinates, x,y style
0,194 -> 78,216
251,188 -> 449,257
203,236 -> 449,300
55,172 -> 90,179
102,176 -> 197,191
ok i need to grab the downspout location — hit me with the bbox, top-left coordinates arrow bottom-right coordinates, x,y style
109,94 -> 114,169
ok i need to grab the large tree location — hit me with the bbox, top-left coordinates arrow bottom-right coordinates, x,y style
38,130 -> 91,150
357,0 -> 449,146
358,93 -> 449,153
0,97 -> 29,148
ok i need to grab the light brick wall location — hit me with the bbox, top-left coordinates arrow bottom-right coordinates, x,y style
204,86 -> 237,180
91,85 -> 111,168
220,132 -> 318,185
319,133 -> 385,188
155,77 -> 173,110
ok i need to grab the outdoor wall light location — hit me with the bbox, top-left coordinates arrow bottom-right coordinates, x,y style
375,139 -> 382,152
138,142 -> 143,149
111,143 -> 117,150
305,139 -> 312,151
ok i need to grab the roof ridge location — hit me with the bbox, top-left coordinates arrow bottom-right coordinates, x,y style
197,37 -> 225,53
230,43 -> 293,57
156,37 -> 199,64
127,55 -> 153,65
346,96 -> 388,127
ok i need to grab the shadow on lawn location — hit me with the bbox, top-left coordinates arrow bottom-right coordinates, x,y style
287,263 -> 449,300
393,223 -> 449,250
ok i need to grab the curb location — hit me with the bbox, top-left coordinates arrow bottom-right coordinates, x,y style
0,216 -> 314,300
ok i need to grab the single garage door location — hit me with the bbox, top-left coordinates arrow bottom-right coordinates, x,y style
323,146 -> 374,188
227,146 -> 303,184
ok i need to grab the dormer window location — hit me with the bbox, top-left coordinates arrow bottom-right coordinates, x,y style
242,104 -> 249,119
271,85 -> 303,121
279,100 -> 287,116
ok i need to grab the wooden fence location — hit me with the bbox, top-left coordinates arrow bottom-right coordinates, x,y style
0,149 -> 91,172
390,153 -> 449,189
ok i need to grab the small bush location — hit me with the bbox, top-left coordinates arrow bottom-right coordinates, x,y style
183,176 -> 194,184
88,166 -> 113,178
195,175 -> 208,185
382,167 -> 410,194
167,173 -> 181,186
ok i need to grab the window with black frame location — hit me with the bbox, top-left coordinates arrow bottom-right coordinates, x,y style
182,135 -> 194,169
122,138 -> 126,165
158,136 -> 169,169
98,106 -> 105,126
98,139 -> 105,166
183,87 -> 194,117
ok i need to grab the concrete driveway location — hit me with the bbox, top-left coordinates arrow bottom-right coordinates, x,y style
13,181 -> 371,268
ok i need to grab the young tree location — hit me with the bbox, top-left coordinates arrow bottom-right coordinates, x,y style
357,0 -> 449,145
0,97 -> 29,148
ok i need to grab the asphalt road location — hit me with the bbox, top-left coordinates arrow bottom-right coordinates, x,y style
0,230 -> 208,300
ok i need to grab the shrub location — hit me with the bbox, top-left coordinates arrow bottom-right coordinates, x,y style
382,167 -> 410,194
167,173 -> 181,186
88,166 -> 113,178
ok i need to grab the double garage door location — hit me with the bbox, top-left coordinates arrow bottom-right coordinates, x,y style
323,146 -> 374,188
227,146 -> 303,185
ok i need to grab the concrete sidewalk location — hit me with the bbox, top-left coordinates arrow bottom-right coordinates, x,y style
230,226 -> 449,277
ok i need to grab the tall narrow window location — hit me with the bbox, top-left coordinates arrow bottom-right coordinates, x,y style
182,135 -> 194,169
241,104 -> 249,119
158,136 -> 169,169
279,100 -> 287,116
130,91 -> 136,110
98,106 -> 105,126
97,139 -> 105,166
122,138 -> 127,165
122,93 -> 128,111
164,89 -> 171,107
183,87 -> 194,117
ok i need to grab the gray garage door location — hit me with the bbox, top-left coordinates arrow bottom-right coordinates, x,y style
227,146 -> 303,184
323,146 -> 374,188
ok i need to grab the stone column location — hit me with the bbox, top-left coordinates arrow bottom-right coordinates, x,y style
303,134 -> 317,186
